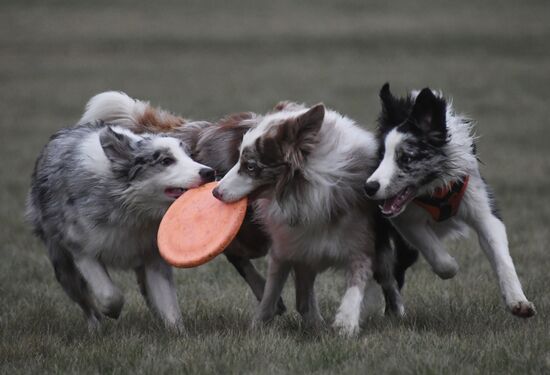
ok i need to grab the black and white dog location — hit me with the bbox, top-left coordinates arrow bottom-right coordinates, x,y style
364,83 -> 535,318
27,122 -> 215,331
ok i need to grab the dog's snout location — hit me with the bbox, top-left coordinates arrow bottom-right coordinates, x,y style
364,181 -> 380,197
199,168 -> 215,182
212,186 -> 223,201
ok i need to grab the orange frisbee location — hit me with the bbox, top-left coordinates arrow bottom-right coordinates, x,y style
157,182 -> 247,268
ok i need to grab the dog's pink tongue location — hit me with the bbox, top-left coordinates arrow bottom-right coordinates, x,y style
165,188 -> 185,199
382,187 -> 416,216
383,196 -> 401,214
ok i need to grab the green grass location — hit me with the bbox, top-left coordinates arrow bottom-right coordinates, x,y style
1,0 -> 549,373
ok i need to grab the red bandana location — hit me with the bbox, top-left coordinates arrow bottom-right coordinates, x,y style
413,176 -> 469,222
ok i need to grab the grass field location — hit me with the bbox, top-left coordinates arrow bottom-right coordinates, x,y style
1,0 -> 549,373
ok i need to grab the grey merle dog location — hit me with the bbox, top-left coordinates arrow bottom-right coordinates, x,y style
26,121 -> 215,332
364,83 -> 535,318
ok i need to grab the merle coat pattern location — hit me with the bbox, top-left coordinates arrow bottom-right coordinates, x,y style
364,83 -> 535,318
27,122 -> 215,331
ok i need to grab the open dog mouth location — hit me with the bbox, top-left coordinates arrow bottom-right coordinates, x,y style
164,187 -> 186,199
380,186 -> 417,218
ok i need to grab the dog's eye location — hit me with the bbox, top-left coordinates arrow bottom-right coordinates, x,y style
398,152 -> 412,164
160,157 -> 175,166
247,162 -> 256,172
245,161 -> 260,174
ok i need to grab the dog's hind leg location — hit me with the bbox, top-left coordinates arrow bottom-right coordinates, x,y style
374,220 -> 410,317
48,244 -> 102,330
391,229 -> 419,290
224,253 -> 286,315
74,256 -> 124,320
138,255 -> 184,333
294,264 -> 324,330
251,255 -> 291,328
375,245 -> 405,318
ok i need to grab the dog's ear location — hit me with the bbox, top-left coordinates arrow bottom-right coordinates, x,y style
379,83 -> 395,110
99,127 -> 134,166
378,83 -> 405,131
273,104 -> 324,164
410,88 -> 447,145
293,103 -> 325,153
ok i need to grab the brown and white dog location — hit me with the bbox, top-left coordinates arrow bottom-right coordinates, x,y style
213,102 -> 412,335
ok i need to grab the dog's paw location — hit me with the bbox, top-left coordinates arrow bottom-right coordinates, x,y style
385,304 -> 406,319
87,315 -> 102,334
332,320 -> 360,337
302,313 -> 326,332
432,257 -> 459,280
275,298 -> 287,316
249,316 -> 266,331
96,289 -> 124,319
332,313 -> 360,337
163,318 -> 186,335
509,300 -> 536,318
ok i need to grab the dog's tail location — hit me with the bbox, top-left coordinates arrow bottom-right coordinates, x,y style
79,91 -> 186,133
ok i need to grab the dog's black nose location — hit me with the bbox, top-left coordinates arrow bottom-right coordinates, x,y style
199,168 -> 215,182
364,181 -> 380,197
212,187 -> 223,200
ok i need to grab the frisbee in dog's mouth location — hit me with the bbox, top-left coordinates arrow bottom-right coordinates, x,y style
380,186 -> 417,218
164,187 -> 186,199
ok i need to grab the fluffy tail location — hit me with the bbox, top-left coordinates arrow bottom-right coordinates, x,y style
79,91 -> 186,133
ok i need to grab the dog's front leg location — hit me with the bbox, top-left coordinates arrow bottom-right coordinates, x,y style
391,217 -> 459,279
74,256 -> 124,319
141,256 -> 184,332
468,210 -> 535,318
251,254 -> 290,328
294,264 -> 324,331
333,255 -> 372,337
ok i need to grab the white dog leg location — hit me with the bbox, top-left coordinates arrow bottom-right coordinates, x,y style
141,257 -> 184,332
294,264 -> 324,330
333,255 -> 372,337
391,218 -> 459,279
470,212 -> 535,318
75,257 -> 124,319
252,255 -> 290,327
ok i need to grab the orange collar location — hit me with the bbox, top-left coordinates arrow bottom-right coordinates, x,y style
413,176 -> 469,222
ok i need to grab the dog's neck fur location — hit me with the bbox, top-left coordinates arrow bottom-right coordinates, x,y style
429,103 -> 478,193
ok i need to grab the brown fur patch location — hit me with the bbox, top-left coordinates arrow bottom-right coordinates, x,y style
194,112 -> 258,176
272,100 -> 307,113
218,112 -> 255,129
134,106 -> 187,134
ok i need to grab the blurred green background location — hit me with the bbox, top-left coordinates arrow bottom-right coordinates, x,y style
1,1 -> 549,373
